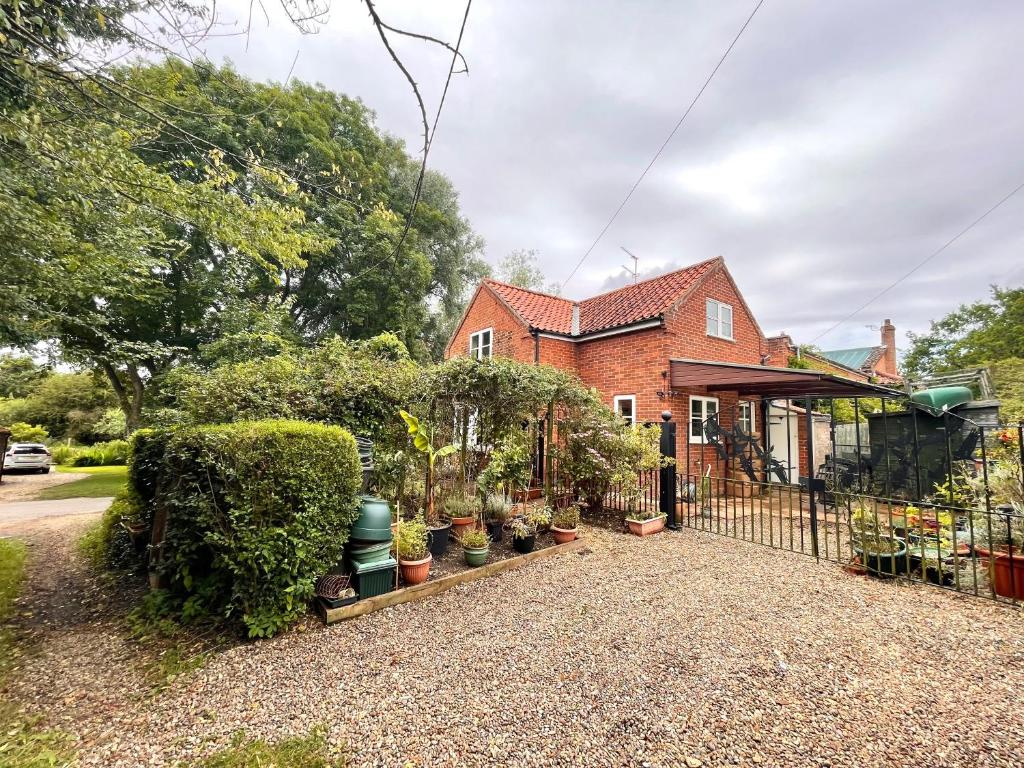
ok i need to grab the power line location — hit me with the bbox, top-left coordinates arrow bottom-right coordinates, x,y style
810,178 -> 1024,345
345,0 -> 473,286
561,0 -> 765,290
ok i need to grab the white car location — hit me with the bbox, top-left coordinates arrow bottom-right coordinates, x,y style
3,443 -> 52,473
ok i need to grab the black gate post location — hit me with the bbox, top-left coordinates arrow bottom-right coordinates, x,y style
0,426 -> 9,485
660,411 -> 678,530
805,406 -> 819,559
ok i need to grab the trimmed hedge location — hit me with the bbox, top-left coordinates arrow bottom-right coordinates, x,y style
143,420 -> 361,638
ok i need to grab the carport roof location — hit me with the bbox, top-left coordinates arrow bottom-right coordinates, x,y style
669,359 -> 904,399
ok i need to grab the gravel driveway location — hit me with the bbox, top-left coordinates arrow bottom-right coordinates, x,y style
0,468 -> 86,502
5,522 -> 1024,767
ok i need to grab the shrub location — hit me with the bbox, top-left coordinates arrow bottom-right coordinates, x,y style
79,490 -> 144,571
460,528 -> 489,549
395,516 -> 428,561
442,494 -> 481,520
6,421 -> 48,443
483,493 -> 512,522
554,407 -> 666,513
155,420 -> 361,638
128,428 -> 171,510
49,444 -> 77,465
552,505 -> 580,530
69,439 -> 130,466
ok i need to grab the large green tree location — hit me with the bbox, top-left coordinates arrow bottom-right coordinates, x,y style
904,286 -> 1024,421
113,60 -> 487,360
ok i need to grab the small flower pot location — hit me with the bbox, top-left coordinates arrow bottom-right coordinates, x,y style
463,546 -> 489,567
427,522 -> 452,557
626,515 -> 667,537
450,516 -> 476,541
485,520 -> 504,543
399,554 -> 432,586
551,526 -> 577,545
512,534 -> 536,554
123,523 -> 150,553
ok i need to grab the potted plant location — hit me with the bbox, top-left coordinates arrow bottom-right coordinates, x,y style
400,410 -> 458,558
625,506 -> 667,537
395,516 -> 431,586
461,528 -> 490,567
850,504 -> 907,577
967,455 -> 1024,599
526,506 -> 552,534
551,505 -> 580,544
444,495 -> 481,541
509,518 -> 537,554
483,493 -> 511,542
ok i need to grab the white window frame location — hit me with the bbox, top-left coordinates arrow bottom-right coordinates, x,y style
689,395 -> 720,444
613,395 -> 637,426
738,400 -> 756,434
469,328 -> 493,360
706,298 -> 734,340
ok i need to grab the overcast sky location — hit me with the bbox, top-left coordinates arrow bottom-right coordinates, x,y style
200,0 -> 1024,355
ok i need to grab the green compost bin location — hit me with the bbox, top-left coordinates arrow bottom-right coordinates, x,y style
910,386 -> 973,414
351,557 -> 397,600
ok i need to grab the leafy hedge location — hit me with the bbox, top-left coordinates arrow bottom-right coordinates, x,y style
141,420 -> 361,637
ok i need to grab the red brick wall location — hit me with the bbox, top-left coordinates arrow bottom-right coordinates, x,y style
538,336 -> 577,370
445,286 -> 534,362
663,267 -> 765,364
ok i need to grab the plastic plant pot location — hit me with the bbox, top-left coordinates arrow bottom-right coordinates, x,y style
427,521 -> 452,557
512,534 -> 536,554
399,554 -> 432,586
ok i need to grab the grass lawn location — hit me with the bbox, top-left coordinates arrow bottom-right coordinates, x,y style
35,465 -> 128,500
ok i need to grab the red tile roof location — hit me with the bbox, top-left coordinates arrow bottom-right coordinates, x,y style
483,257 -> 721,336
578,257 -> 719,333
482,280 -> 575,333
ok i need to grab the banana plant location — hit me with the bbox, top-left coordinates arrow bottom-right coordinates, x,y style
400,410 -> 458,525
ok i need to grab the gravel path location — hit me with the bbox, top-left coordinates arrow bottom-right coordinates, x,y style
0,468 -> 86,502
6,521 -> 1024,767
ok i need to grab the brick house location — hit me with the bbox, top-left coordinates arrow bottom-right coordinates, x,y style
445,256 -> 842,479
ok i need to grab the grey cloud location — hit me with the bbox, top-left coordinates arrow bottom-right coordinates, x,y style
201,0 -> 1024,356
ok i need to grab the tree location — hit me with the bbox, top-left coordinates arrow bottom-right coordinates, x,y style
497,249 -> 557,293
0,355 -> 49,398
904,286 -> 1024,422
113,61 -> 487,361
904,286 -> 1024,377
0,74 -> 330,430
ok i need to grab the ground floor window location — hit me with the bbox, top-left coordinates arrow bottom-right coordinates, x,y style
738,400 -> 755,434
689,395 -> 719,443
613,395 -> 636,425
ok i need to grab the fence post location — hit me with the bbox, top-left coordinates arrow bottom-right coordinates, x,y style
805,405 -> 819,559
660,411 -> 678,530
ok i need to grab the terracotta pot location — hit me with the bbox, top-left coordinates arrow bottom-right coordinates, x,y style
551,526 -> 577,544
977,548 -> 1024,599
399,554 -> 432,586
390,522 -> 399,538
450,516 -> 476,541
626,515 -> 667,537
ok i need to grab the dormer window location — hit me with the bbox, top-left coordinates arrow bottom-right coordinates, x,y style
469,328 -> 492,360
706,299 -> 733,340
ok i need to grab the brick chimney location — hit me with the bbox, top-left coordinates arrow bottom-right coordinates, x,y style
880,319 -> 896,375
764,333 -> 793,367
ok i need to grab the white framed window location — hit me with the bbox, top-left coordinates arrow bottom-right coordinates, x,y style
689,395 -> 719,443
738,401 -> 755,434
613,395 -> 636,425
469,328 -> 493,360
706,299 -> 734,340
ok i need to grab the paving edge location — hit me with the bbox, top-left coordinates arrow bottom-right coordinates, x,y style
319,536 -> 589,624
